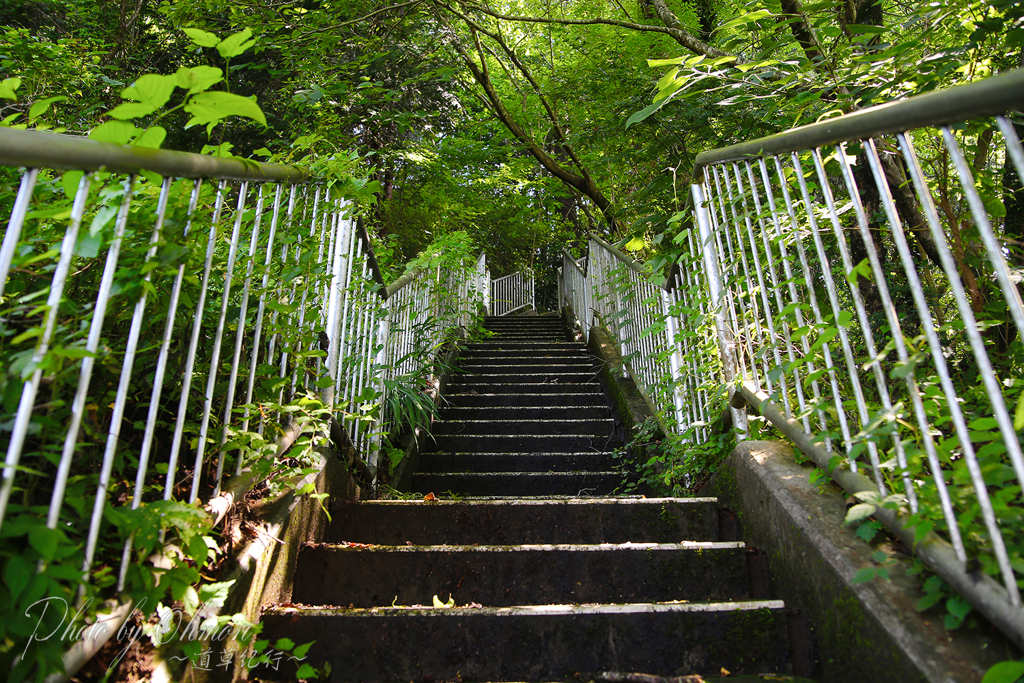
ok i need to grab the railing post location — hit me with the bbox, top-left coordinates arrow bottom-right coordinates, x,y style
660,289 -> 687,432
691,183 -> 748,438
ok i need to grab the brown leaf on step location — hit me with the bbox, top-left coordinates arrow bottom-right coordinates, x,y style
424,492 -> 436,501
406,540 -> 413,546
720,667 -> 731,676
468,602 -> 483,608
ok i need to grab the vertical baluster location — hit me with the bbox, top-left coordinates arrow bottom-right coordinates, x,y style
11,171 -> 91,530
191,181 -> 249,503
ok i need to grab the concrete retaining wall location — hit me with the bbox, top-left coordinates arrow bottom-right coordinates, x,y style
704,440 -> 1013,683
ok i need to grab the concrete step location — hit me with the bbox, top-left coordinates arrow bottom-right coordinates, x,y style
439,405 -> 612,420
428,432 -> 620,453
258,600 -> 789,681
462,346 -> 590,358
417,451 -> 616,473
452,372 -> 599,385
457,362 -> 597,375
323,498 -> 721,545
432,418 -> 614,436
410,471 -> 622,496
443,391 -> 609,407
446,382 -> 599,396
485,321 -> 565,327
292,541 -> 750,607
461,355 -> 595,366
467,341 -> 587,352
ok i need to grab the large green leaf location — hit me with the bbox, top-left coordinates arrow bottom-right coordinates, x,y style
0,77 -> 21,100
183,27 -> 219,47
29,96 -> 67,119
122,74 -> 177,108
107,102 -> 157,120
217,28 -> 257,59
184,91 -> 267,128
89,120 -> 140,145
175,66 -> 223,95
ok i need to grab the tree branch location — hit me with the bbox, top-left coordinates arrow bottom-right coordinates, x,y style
440,14 -> 615,221
461,0 -> 735,59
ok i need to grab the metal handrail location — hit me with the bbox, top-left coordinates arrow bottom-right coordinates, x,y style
0,127 -> 308,181
693,68 -> 1024,174
688,69 -> 1024,650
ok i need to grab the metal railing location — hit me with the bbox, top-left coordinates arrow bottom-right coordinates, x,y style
559,234 -> 725,444
689,69 -> 1024,649
489,268 -> 534,316
382,253 -> 486,385
0,127 -> 484,676
1,131 -> 353,579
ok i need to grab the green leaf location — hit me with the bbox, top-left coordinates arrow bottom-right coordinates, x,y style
122,74 -> 177,108
846,258 -> 872,284
75,232 -> 102,258
197,580 -> 236,610
134,126 -> 167,149
107,102 -> 157,120
274,637 -> 296,651
982,661 -> 1024,683
61,171 -> 85,199
0,77 -> 21,100
217,28 -> 257,59
915,591 -> 944,612
183,27 -> 220,48
946,595 -> 971,620
175,66 -> 223,95
626,98 -> 669,129
432,594 -> 455,608
647,57 -> 685,67
847,24 -> 888,34
844,502 -> 876,524
850,567 -> 876,584
29,526 -> 62,561
656,68 -> 680,92
3,555 -> 30,600
293,641 -> 315,659
295,663 -> 317,679
718,9 -> 773,32
1014,393 -> 1024,431
29,96 -> 67,119
89,120 -> 140,145
184,91 -> 267,129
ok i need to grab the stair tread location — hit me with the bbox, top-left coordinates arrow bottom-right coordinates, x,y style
266,598 -> 786,616
307,541 -> 744,551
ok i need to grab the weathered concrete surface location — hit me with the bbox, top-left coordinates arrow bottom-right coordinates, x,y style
418,451 -> 616,472
257,601 -> 789,681
704,440 -> 1015,683
410,471 -> 621,496
292,541 -> 748,607
190,445 -> 360,682
324,498 -> 720,545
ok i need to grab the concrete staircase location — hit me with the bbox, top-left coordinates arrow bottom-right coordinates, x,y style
259,315 -> 794,681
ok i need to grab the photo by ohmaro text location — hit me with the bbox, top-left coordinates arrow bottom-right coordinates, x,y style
21,596 -> 298,672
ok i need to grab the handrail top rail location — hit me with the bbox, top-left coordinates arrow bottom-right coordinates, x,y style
490,269 -> 532,284
0,127 -> 308,182
693,68 -> 1024,175
563,249 -> 587,276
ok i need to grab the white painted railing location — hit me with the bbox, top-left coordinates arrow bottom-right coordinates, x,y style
0,128 -> 484,678
490,268 -> 534,316
559,235 -> 728,443
690,70 -> 1024,649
